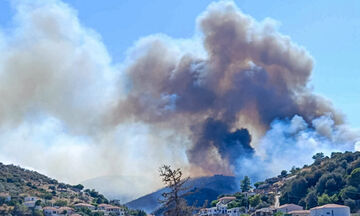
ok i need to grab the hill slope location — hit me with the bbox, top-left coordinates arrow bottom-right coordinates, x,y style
276,151 -> 360,212
125,175 -> 238,213
0,162 -> 107,205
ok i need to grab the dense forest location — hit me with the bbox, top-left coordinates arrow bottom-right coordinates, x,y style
279,151 -> 360,212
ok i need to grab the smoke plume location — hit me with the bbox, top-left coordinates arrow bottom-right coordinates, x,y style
0,0 -> 358,199
114,1 -> 347,175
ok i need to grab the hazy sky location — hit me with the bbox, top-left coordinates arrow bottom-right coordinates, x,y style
0,0 -> 359,127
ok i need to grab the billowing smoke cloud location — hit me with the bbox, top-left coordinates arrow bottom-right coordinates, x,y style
114,1 -> 347,175
0,0 -> 358,200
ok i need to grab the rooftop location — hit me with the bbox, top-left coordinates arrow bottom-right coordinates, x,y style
311,204 -> 350,210
219,196 -> 236,201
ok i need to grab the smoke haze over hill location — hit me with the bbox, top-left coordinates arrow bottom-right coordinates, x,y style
0,0 -> 359,198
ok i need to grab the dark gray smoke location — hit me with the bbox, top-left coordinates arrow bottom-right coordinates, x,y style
187,118 -> 253,175
114,1 -> 343,175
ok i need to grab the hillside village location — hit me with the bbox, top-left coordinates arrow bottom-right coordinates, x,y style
0,191 -> 145,216
0,163 -> 146,216
1,151 -> 360,216
193,151 -> 360,216
198,196 -> 350,216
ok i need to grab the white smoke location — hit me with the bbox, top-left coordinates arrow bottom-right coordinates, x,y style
236,115 -> 360,181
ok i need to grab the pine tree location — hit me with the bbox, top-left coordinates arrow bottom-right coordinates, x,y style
241,176 -> 252,192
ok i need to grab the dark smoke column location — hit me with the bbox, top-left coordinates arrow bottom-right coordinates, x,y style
115,1 -> 342,176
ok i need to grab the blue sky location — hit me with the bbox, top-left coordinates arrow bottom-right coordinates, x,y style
0,0 -> 359,127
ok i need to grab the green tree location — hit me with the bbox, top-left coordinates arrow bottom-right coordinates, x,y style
290,177 -> 308,203
317,193 -> 338,205
73,184 -> 84,191
340,186 -> 360,200
33,210 -> 44,216
240,176 -> 251,192
35,200 -> 41,206
135,210 -> 147,216
305,191 -> 318,209
254,182 -> 264,189
344,199 -> 357,213
210,200 -> 218,207
348,168 -> 360,186
249,194 -> 261,207
54,199 -> 67,207
312,152 -> 325,165
12,203 -> 30,216
317,194 -> 331,205
280,170 -> 287,177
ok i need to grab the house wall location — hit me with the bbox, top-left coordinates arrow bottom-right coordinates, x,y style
310,207 -> 350,216
227,207 -> 244,216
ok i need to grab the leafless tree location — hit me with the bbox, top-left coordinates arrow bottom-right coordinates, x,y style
158,165 -> 193,216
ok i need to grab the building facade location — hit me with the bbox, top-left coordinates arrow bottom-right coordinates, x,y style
310,204 -> 350,216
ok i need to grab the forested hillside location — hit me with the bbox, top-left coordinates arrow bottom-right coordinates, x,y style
0,162 -> 113,215
279,151 -> 360,212
0,162 -> 108,204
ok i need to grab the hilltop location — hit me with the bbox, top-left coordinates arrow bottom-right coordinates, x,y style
126,175 -> 238,213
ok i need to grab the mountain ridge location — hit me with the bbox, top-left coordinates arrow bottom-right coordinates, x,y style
125,174 -> 239,213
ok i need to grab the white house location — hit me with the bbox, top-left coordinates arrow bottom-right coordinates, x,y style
227,207 -> 245,216
44,207 -> 58,216
23,196 -> 41,208
217,196 -> 236,214
24,196 -> 39,202
253,207 -> 276,216
276,204 -> 303,213
199,207 -> 219,216
98,204 -> 126,216
199,196 -> 237,216
310,204 -> 350,216
43,206 -> 74,216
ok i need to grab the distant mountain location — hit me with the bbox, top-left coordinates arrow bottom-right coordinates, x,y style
125,175 -> 238,213
81,175 -> 158,203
